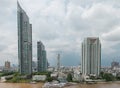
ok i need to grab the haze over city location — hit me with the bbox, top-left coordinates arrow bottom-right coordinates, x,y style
0,0 -> 120,66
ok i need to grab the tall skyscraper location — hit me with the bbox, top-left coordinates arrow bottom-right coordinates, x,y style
81,37 -> 101,76
37,41 -> 47,72
17,2 -> 32,74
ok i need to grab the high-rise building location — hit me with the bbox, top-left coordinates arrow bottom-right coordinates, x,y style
111,61 -> 119,69
17,2 -> 32,74
37,41 -> 47,72
81,37 -> 101,76
5,61 -> 10,69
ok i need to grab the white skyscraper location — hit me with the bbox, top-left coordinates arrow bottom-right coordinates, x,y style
81,37 -> 101,76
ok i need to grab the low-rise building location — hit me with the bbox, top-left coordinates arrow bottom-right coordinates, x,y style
32,75 -> 46,81
47,67 -> 55,72
73,70 -> 80,81
51,73 -> 58,78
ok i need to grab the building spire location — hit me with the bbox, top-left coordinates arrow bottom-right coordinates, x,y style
57,54 -> 60,72
17,0 -> 20,7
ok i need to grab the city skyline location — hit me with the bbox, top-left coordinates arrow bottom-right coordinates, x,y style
0,0 -> 120,66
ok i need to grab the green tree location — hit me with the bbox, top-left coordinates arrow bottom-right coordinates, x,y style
116,73 -> 120,80
10,77 -> 18,83
67,73 -> 72,82
46,77 -> 53,82
103,73 -> 115,81
100,71 -> 104,78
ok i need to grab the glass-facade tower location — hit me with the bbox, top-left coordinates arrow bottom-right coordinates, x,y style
37,41 -> 47,72
17,2 -> 32,74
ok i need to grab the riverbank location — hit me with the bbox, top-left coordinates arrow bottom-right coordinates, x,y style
96,81 -> 120,84
79,81 -> 120,84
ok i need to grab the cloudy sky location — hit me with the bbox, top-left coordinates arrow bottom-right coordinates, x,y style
0,0 -> 120,67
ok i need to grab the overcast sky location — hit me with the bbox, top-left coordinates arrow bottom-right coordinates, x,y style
0,0 -> 120,66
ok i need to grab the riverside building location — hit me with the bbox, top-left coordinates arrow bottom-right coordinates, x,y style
81,37 -> 101,77
17,2 -> 32,74
37,41 -> 47,72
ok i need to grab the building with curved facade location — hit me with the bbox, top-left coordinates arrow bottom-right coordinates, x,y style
17,2 -> 32,74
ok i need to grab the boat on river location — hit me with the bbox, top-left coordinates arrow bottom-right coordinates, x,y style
42,81 -> 65,88
29,81 -> 37,84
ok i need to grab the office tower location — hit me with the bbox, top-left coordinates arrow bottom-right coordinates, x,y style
5,61 -> 10,69
37,41 -> 47,72
17,2 -> 32,74
81,37 -> 101,76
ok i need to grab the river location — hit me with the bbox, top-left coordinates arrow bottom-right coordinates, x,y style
65,82 -> 120,88
0,82 -> 120,88
0,83 -> 44,88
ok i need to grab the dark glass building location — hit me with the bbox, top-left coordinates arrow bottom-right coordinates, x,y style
17,2 -> 32,74
37,41 -> 47,72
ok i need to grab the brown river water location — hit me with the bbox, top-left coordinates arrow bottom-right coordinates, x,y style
65,82 -> 120,88
0,82 -> 120,88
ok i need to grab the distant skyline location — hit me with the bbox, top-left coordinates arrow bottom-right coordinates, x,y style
0,0 -> 120,66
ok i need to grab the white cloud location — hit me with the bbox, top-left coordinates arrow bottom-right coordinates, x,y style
102,27 -> 120,41
0,0 -> 120,66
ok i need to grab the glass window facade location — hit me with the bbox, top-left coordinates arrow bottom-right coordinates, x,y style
17,2 -> 32,74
